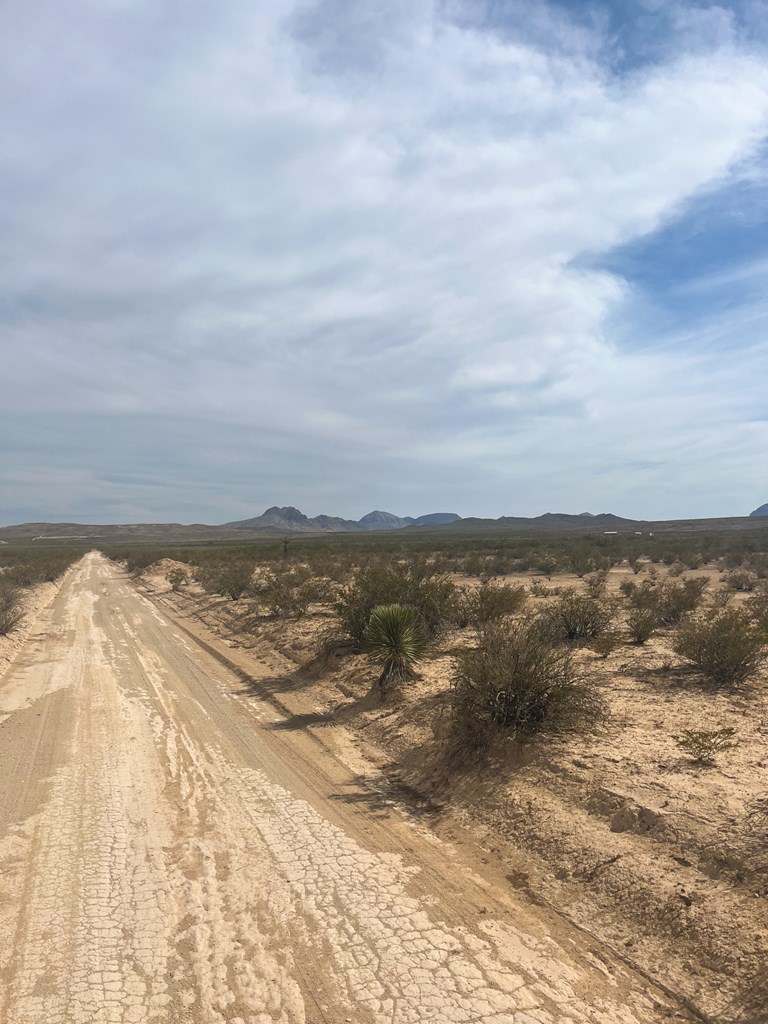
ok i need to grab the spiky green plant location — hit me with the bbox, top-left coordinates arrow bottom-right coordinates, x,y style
361,603 -> 427,692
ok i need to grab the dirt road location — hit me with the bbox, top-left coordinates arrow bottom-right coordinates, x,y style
0,553 -> 693,1024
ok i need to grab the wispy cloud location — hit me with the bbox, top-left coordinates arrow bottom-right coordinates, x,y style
2,0 -> 768,523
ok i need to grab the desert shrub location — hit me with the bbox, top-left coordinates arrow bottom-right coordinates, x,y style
0,583 -> 23,635
744,797 -> 768,839
361,604 -> 427,692
710,585 -> 733,610
166,567 -> 187,592
535,555 -> 560,577
674,608 -> 766,687
459,581 -> 527,629
747,585 -> 768,636
619,579 -> 636,598
584,570 -> 609,598
462,554 -> 488,578
529,579 -> 560,598
4,564 -> 36,587
195,559 -> 254,600
3,557 -> 77,586
626,577 -> 708,626
537,589 -> 614,644
746,553 -> 768,580
336,559 -> 456,642
725,568 -> 757,592
627,556 -> 643,575
675,727 -> 737,765
569,553 -> 597,578
626,607 -> 657,645
123,550 -> 164,575
258,566 -> 319,618
449,617 -> 605,759
668,562 -> 686,578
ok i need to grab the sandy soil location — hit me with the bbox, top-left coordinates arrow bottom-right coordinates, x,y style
0,553 -> 697,1024
136,560 -> 768,1024
0,579 -> 60,671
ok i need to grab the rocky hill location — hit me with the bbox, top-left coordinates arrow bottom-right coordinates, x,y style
750,503 -> 768,516
223,507 -> 462,533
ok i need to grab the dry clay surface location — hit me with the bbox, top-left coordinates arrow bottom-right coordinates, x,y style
0,554 -> 692,1024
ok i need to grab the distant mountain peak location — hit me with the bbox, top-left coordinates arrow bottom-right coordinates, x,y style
359,510 -> 415,529
750,503 -> 768,517
262,505 -> 308,523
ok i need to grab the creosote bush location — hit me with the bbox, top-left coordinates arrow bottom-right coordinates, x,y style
166,567 -> 187,592
537,589 -> 614,644
710,585 -> 733,610
675,727 -> 737,765
674,608 -> 766,687
457,581 -> 527,629
746,585 -> 768,637
361,603 -> 427,692
195,559 -> 255,600
258,566 -> 321,619
448,617 -> 605,760
0,583 -> 24,635
623,577 -> 708,626
626,607 -> 658,645
584,570 -> 609,598
336,559 -> 455,643
725,569 -> 757,593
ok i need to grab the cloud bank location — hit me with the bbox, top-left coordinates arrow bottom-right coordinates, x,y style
2,0 -> 768,522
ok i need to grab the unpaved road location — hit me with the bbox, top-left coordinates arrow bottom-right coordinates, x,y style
0,553 -> 693,1024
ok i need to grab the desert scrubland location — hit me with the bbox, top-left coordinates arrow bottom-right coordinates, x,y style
0,529 -> 766,1022
117,527 -> 768,1022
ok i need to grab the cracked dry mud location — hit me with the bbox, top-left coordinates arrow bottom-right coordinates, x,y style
0,554 -> 692,1023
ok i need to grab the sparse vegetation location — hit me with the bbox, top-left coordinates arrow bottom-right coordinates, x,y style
675,728 -> 738,765
0,583 -> 24,635
623,576 -> 708,626
725,569 -> 757,592
744,797 -> 768,839
584,570 -> 609,597
746,584 -> 768,636
626,607 -> 658,645
258,566 -> 321,618
166,567 -> 187,592
674,608 -> 766,687
195,559 -> 255,600
457,581 -> 527,629
448,617 -> 605,759
336,559 -> 456,643
537,589 -> 614,644
84,523 -> 768,1014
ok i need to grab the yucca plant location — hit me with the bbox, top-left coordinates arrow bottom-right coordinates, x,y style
361,603 -> 427,693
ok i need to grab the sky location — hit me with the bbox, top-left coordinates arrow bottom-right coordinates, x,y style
2,0 -> 768,525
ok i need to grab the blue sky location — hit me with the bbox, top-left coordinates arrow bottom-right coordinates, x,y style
2,0 -> 768,524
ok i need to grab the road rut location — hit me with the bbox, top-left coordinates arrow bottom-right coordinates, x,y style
0,554 -> 692,1023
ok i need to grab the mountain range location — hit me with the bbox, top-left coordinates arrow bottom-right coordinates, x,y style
222,507 -> 654,533
223,506 -> 462,533
3,507 -> 768,543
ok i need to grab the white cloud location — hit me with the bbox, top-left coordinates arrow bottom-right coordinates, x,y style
1,0 -> 768,521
